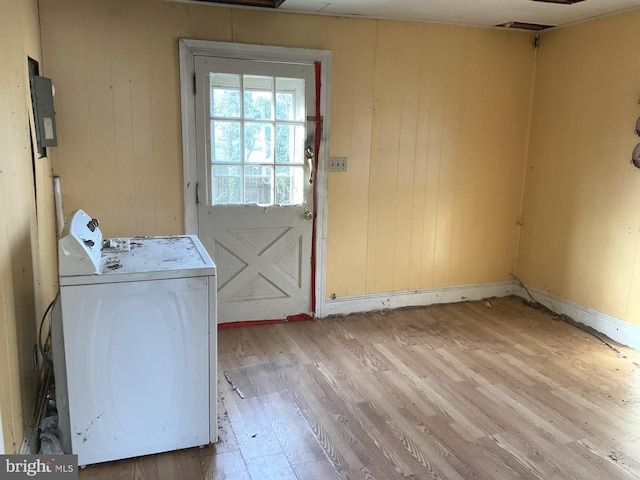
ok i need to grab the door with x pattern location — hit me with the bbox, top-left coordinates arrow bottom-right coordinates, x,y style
195,56 -> 316,323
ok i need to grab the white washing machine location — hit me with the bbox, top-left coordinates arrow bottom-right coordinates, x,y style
52,209 -> 217,466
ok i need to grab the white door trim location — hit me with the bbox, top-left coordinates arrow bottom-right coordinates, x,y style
179,39 -> 332,318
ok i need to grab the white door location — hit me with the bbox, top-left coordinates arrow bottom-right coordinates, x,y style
195,57 -> 317,323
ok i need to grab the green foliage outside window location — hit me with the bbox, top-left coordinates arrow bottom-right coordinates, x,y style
210,76 -> 304,206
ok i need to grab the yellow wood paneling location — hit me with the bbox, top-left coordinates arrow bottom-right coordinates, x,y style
518,10 -> 640,326
369,24 -> 393,289
129,5 -> 158,235
0,0 -> 33,454
148,2 -> 189,233
42,0 -> 192,236
233,9 -> 278,45
418,27 -> 446,289
0,0 -> 631,455
358,23 -> 535,295
109,2 -> 141,235
326,19 -> 378,296
450,29 -> 535,287
186,3 -> 232,41
1,0 -> 58,453
342,19 -> 377,296
84,1 -> 120,234
50,0 -> 96,216
39,0 -> 534,302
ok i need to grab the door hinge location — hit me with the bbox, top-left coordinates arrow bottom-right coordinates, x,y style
193,73 -> 196,95
195,183 -> 200,204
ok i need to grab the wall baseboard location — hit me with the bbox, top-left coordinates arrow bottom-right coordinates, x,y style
321,281 -> 640,351
321,281 -> 518,317
513,286 -> 640,351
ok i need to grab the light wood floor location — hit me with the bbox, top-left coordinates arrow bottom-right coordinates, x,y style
79,296 -> 640,480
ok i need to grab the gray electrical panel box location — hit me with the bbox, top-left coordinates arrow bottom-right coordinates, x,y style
31,75 -> 58,150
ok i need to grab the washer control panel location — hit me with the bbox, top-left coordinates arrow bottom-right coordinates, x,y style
58,209 -> 103,276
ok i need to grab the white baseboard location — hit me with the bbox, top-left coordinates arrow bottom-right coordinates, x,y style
319,280 -> 640,351
513,285 -> 640,351
320,281 -> 518,317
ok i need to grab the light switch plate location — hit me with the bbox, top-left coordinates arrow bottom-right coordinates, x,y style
329,157 -> 348,172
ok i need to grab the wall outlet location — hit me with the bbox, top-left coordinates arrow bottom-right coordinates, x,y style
329,156 -> 348,172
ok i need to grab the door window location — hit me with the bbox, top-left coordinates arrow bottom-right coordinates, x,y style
208,73 -> 307,206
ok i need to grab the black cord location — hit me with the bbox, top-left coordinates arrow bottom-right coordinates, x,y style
510,273 -> 628,359
509,273 -> 537,304
38,293 -> 59,368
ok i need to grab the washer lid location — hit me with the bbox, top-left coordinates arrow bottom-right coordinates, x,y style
59,235 -> 216,286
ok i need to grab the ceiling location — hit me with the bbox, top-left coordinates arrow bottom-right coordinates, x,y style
263,0 -> 640,29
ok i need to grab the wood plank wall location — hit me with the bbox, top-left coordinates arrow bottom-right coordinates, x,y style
39,0 -> 535,298
519,10 -> 640,328
0,0 -> 58,453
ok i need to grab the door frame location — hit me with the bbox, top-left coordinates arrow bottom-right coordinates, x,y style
179,39 -> 331,318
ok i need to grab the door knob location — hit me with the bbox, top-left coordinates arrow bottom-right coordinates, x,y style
303,211 -> 313,220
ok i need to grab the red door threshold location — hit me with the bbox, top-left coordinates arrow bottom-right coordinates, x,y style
217,313 -> 315,330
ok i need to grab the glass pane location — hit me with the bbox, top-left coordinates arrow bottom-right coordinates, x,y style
212,165 -> 241,205
212,121 -> 241,163
244,76 -> 273,120
276,91 -> 294,121
276,77 -> 305,121
208,73 -> 307,206
211,74 -> 241,118
275,124 -> 305,164
275,166 -> 304,205
244,165 -> 272,205
245,123 -> 273,163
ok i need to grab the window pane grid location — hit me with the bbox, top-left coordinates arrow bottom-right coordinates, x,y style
209,73 -> 306,206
